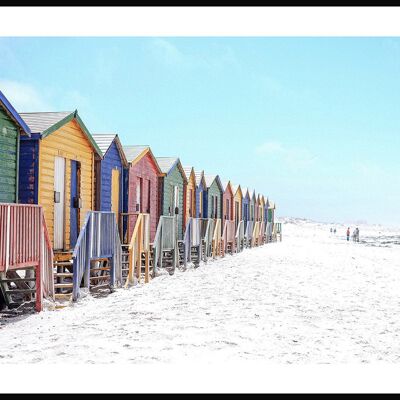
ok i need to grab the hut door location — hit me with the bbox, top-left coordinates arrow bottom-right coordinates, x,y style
111,168 -> 120,216
70,160 -> 81,248
54,156 -> 66,250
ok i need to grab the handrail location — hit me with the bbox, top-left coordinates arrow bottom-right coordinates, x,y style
182,217 -> 202,267
252,221 -> 260,247
72,211 -> 122,301
125,213 -> 150,286
0,203 -> 54,311
222,220 -> 236,254
212,218 -> 222,258
244,220 -> 254,246
152,216 -> 177,276
235,220 -> 244,253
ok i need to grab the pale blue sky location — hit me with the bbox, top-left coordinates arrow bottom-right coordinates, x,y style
1,37 -> 399,225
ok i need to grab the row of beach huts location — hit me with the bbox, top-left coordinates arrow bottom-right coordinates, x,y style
0,90 -> 282,313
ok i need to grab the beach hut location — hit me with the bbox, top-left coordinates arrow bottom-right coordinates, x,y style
18,111 -> 102,251
232,184 -> 243,229
156,157 -> 187,241
264,197 -> 270,225
259,195 -> 265,223
268,200 -> 276,225
0,90 -> 31,203
242,187 -> 250,227
123,146 -> 163,243
194,170 -> 206,218
182,166 -> 196,228
222,180 -> 234,223
204,174 -> 223,220
249,189 -> 256,222
92,134 -> 128,218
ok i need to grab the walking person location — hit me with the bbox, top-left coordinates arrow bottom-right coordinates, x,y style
346,227 -> 350,241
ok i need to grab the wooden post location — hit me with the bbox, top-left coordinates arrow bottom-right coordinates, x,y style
35,208 -> 43,312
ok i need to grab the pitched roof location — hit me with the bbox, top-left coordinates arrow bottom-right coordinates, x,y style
123,145 -> 150,163
194,170 -> 205,187
0,90 -> 31,135
92,133 -> 128,166
156,157 -> 179,174
123,145 -> 163,174
20,111 -> 72,134
204,174 -> 223,192
19,110 -> 102,156
182,166 -> 195,181
232,184 -> 242,197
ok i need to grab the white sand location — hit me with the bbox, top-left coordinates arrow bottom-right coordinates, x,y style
1,219 -> 400,364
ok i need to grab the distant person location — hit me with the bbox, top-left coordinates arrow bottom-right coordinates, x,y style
330,227 -> 333,234
334,228 -> 336,234
346,227 -> 350,241
355,227 -> 360,242
352,229 -> 357,242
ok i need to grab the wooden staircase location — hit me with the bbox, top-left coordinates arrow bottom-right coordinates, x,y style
0,268 -> 37,310
53,252 -> 73,303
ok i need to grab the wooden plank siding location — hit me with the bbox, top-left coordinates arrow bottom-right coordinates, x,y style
233,185 -> 243,229
0,108 -> 19,203
183,167 -> 196,227
222,181 -> 234,223
127,152 -> 160,242
159,163 -> 186,240
204,178 -> 223,220
95,140 -> 124,213
35,119 -> 95,250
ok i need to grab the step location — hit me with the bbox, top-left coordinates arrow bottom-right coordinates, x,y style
55,293 -> 72,300
54,283 -> 73,289
54,273 -> 73,278
90,267 -> 111,272
53,261 -> 73,266
0,277 -> 36,283
5,289 -> 36,294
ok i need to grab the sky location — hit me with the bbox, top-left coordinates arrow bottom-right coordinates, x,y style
1,36 -> 399,226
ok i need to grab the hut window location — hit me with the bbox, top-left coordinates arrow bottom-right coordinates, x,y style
136,178 -> 142,212
215,196 -> 218,219
174,185 -> 179,214
146,179 -> 151,213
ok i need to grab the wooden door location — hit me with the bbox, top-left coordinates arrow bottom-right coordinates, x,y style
54,156 -> 66,250
111,168 -> 120,215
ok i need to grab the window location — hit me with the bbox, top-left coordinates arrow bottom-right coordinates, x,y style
136,178 -> 142,212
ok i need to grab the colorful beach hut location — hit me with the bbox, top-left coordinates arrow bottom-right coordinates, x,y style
204,174 -> 223,220
123,145 -> 163,243
18,111 -> 102,251
92,134 -> 128,218
194,170 -> 206,218
156,157 -> 187,240
242,187 -> 250,227
249,189 -> 256,222
232,184 -> 242,229
222,180 -> 234,223
259,195 -> 265,223
0,90 -> 31,203
182,166 -> 196,227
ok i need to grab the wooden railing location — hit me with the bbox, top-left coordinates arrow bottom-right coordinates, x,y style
182,217 -> 202,267
152,216 -> 177,275
265,221 -> 273,243
0,203 -> 54,311
72,211 -> 122,301
212,218 -> 223,258
244,220 -> 254,247
119,212 -> 139,244
199,218 -> 214,260
273,222 -> 282,242
222,220 -> 236,254
125,213 -> 151,286
235,220 -> 245,253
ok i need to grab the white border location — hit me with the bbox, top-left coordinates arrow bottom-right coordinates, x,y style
0,7 -> 400,36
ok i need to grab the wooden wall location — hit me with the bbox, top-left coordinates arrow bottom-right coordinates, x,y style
0,107 -> 19,203
127,152 -> 159,242
38,119 -> 95,250
184,169 -> 196,227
